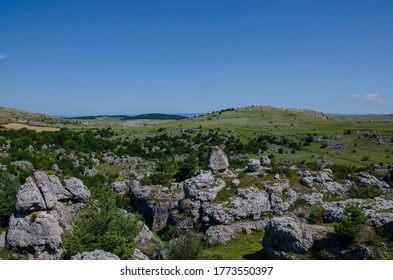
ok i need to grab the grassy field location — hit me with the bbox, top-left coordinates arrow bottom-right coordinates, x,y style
201,231 -> 264,260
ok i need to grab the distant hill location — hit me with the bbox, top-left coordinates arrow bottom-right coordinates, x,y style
72,113 -> 187,121
154,105 -> 393,135
0,106 -> 76,126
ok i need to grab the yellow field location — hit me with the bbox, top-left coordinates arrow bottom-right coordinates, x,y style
3,123 -> 60,132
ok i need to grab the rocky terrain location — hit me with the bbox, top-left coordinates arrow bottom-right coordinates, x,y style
0,106 -> 392,260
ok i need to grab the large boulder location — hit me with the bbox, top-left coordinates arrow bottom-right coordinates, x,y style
230,187 -> 271,220
260,155 -> 271,166
206,146 -> 229,173
15,177 -> 47,213
64,177 -> 91,202
202,187 -> 271,225
33,171 -> 72,209
300,171 -> 315,188
183,171 -> 225,202
7,212 -> 63,260
130,181 -> 185,231
265,180 -> 298,214
247,159 -> 260,172
262,216 -> 313,259
71,250 -> 120,260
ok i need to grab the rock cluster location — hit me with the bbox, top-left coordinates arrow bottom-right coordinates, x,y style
71,250 -> 120,260
6,171 -> 90,259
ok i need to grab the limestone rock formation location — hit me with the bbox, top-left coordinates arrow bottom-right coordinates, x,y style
111,181 -> 128,195
6,171 -> 90,259
130,180 -> 184,231
204,220 -> 267,246
357,172 -> 390,190
11,160 -> 34,171
71,250 -> 120,260
183,170 -> 225,202
64,177 -> 91,202
202,187 -> 271,225
262,216 -> 313,259
247,159 -> 260,172
7,212 -> 63,260
265,180 -> 298,214
15,177 -> 47,213
206,146 -> 229,173
260,155 -> 271,166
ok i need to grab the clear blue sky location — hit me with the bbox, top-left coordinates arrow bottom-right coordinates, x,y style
1,0 -> 392,115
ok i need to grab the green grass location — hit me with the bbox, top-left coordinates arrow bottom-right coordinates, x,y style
201,231 -> 264,260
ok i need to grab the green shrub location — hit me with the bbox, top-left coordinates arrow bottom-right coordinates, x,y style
150,158 -> 176,186
174,154 -> 198,182
335,203 -> 367,246
0,172 -> 20,226
350,185 -> 382,199
308,205 -> 326,224
361,156 -> 370,161
168,231 -> 205,260
62,184 -> 142,259
331,164 -> 358,181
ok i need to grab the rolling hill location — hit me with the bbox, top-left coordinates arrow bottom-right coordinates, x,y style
72,113 -> 188,121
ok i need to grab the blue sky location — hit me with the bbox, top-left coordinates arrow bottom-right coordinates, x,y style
1,0 -> 392,115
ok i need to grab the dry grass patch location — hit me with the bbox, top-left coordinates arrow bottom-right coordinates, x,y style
3,123 -> 60,132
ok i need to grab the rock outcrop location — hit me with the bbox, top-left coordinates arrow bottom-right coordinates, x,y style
247,159 -> 260,172
204,220 -> 267,246
6,171 -> 90,260
357,172 -> 390,190
71,250 -> 120,260
265,180 -> 297,214
11,161 -> 34,171
7,212 -> 63,260
183,170 -> 225,202
130,180 -> 184,231
111,181 -> 128,195
262,216 -> 313,259
201,187 -> 271,225
206,146 -> 229,173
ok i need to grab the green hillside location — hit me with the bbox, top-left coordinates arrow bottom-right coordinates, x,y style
153,106 -> 393,135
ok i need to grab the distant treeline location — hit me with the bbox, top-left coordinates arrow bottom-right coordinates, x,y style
71,113 -> 188,121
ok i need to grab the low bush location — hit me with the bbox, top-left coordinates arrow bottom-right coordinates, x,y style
335,203 -> 367,246
308,205 -> 326,224
350,185 -> 382,199
62,183 -> 142,259
168,231 -> 205,260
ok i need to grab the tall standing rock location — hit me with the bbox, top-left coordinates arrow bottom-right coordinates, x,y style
206,146 -> 229,173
